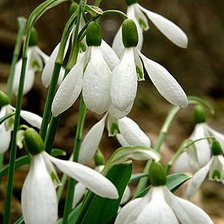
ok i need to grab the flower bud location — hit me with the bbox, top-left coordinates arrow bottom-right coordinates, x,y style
125,0 -> 138,6
149,162 -> 167,186
24,128 -> 44,155
86,21 -> 102,47
29,27 -> 38,46
0,90 -> 9,107
211,140 -> 223,156
69,1 -> 79,17
122,19 -> 138,48
194,105 -> 206,124
94,149 -> 105,166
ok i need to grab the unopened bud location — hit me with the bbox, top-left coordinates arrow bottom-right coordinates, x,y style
86,21 -> 102,47
122,19 -> 138,48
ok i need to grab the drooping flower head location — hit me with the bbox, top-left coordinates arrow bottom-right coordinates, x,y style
115,162 -> 213,224
21,128 -> 118,224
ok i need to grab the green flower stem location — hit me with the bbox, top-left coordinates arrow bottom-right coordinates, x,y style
39,10 -> 78,140
62,98 -> 87,224
3,57 -> 28,224
135,106 -> 180,195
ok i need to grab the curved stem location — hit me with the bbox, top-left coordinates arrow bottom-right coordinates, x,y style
135,106 -> 180,195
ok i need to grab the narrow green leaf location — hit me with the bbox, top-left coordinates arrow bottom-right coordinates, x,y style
14,216 -> 24,224
76,163 -> 132,224
134,172 -> 191,198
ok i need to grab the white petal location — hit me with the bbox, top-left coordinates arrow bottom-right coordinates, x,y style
115,198 -> 142,224
118,117 -> 151,147
186,162 -> 211,198
173,151 -> 193,173
51,55 -> 84,116
0,124 -> 11,153
100,40 -> 120,70
83,47 -> 112,114
138,4 -> 188,48
209,156 -> 224,181
165,187 -> 214,224
13,58 -> 35,96
134,4 -> 149,31
47,153 -> 118,199
134,48 -> 144,81
109,103 -> 133,119
116,134 -> 129,147
112,27 -> 124,58
111,48 -> 137,111
137,187 -> 178,224
29,47 -> 44,72
139,51 -> 188,108
120,186 -> 131,205
73,182 -> 87,208
78,116 -> 106,164
20,110 -> 42,129
22,154 -> 57,224
190,123 -> 211,167
34,46 -> 50,64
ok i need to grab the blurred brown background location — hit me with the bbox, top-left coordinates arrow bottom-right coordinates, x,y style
0,0 -> 224,223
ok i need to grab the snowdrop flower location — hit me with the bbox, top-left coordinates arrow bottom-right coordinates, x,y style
52,22 -> 119,116
112,0 -> 188,57
0,91 -> 42,153
174,106 -> 224,173
111,19 -> 188,117
13,28 -> 49,95
187,140 -> 224,198
115,162 -> 214,224
21,128 -> 118,224
78,114 -> 151,165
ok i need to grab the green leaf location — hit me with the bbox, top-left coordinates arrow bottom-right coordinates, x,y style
75,162 -> 132,224
14,216 -> 24,224
129,173 -> 148,184
134,172 -> 191,198
0,112 -> 15,125
188,96 -> 214,114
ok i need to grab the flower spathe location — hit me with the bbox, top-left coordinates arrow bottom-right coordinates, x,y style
186,154 -> 224,198
115,186 -> 213,224
22,151 -> 119,224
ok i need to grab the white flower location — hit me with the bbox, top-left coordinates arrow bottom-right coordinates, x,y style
112,3 -> 188,57
0,105 -> 42,153
13,46 -> 49,95
173,123 -> 224,173
22,152 -> 119,224
111,40 -> 188,117
187,154 -> 224,198
52,41 -> 117,116
115,186 -> 213,224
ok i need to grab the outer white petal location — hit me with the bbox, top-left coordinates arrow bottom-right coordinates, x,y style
112,27 -> 124,58
120,186 -> 131,204
34,46 -> 50,64
0,124 -> 11,153
190,123 -> 211,167
138,4 -> 188,48
100,40 -> 120,70
109,103 -> 133,119
118,117 -> 151,147
116,134 -> 129,147
134,4 -> 149,31
73,182 -> 87,208
115,198 -> 142,224
139,51 -> 188,108
47,153 -> 118,199
186,161 -> 211,198
21,154 -> 57,224
51,55 -> 84,116
173,151 -> 193,173
20,110 -> 42,129
137,187 -> 178,224
78,116 -> 106,164
165,187 -> 214,224
111,48 -> 137,111
205,124 -> 224,152
83,47 -> 112,114
13,59 -> 35,95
